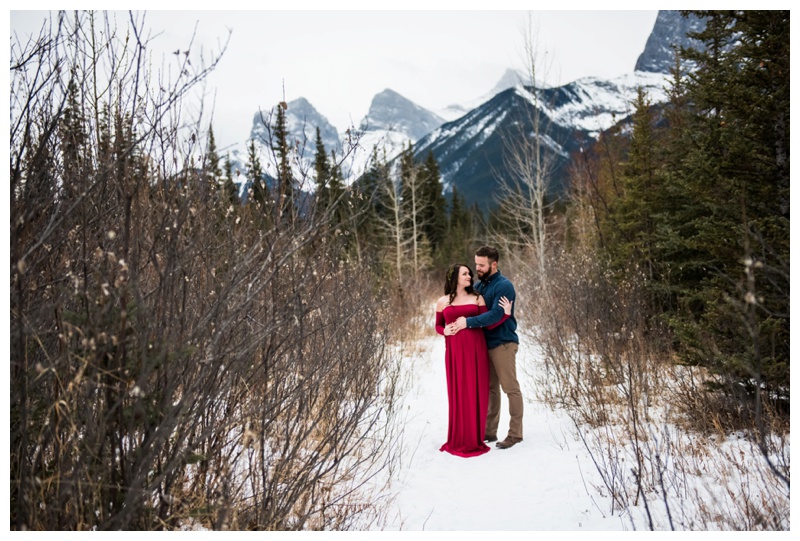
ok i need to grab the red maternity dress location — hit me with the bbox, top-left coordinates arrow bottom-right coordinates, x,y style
435,303 -> 508,458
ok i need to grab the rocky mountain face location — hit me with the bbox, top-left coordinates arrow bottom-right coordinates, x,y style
635,10 -> 706,73
339,89 -> 448,180
239,89 -> 445,184
361,88 -> 445,141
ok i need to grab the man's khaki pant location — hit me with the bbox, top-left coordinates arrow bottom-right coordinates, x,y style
486,342 -> 523,439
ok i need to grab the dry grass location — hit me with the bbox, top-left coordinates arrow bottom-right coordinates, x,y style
514,249 -> 789,531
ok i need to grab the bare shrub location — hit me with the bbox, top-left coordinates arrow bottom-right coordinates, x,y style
11,11 -> 407,531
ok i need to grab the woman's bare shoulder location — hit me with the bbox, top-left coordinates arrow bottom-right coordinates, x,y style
476,294 -> 486,306
435,295 -> 449,311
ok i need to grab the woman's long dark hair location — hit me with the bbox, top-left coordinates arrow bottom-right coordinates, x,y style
444,263 -> 477,305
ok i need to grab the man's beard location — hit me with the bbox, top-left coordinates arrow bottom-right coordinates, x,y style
476,270 -> 486,280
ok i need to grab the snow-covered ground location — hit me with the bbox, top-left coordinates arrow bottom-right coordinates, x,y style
368,331 -> 653,531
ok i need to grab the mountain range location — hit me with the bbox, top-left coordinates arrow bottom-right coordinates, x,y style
236,10 -> 703,212
413,71 -> 671,211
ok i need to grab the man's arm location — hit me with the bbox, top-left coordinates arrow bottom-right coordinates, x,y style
455,282 -> 516,330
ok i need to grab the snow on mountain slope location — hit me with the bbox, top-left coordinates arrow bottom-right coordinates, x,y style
340,128 -> 412,182
535,70 -> 670,137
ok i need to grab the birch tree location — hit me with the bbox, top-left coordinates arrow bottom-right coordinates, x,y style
494,15 -> 558,295
399,145 -> 433,278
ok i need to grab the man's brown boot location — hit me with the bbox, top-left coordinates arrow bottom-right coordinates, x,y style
484,434 -> 497,443
496,436 -> 522,449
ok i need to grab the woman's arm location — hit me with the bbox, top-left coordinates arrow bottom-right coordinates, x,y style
435,311 -> 446,336
435,296 -> 449,336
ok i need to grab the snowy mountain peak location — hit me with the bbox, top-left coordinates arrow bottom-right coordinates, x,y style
249,96 -> 340,155
490,68 -> 526,95
489,67 -> 550,94
543,71 -> 670,137
361,88 -> 445,141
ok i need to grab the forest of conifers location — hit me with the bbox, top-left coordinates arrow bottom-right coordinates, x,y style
10,10 -> 788,530
558,10 -> 789,401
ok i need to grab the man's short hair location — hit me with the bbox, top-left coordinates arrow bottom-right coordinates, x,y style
475,245 -> 499,264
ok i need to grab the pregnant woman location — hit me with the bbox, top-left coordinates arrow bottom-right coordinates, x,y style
435,263 -> 512,457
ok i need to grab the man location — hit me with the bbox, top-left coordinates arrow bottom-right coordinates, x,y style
450,246 -> 522,449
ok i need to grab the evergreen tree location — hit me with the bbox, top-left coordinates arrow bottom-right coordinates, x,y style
606,87 -> 662,280
97,102 -> 112,165
419,151 -> 448,259
112,109 -> 133,189
223,153 -> 239,205
60,76 -> 88,200
565,11 -> 788,399
671,10 -> 789,392
273,102 -> 294,224
328,150 -> 346,227
645,50 -> 699,312
358,147 -> 392,226
350,148 -> 388,267
207,125 -> 222,179
443,186 -> 473,264
313,127 -> 330,214
469,202 -> 487,244
247,139 -> 266,207
398,143 -> 416,225
312,129 -> 348,254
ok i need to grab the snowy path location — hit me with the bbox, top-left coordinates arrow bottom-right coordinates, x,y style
375,333 -> 638,531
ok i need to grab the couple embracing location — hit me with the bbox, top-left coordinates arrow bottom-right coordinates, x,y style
435,246 -> 523,458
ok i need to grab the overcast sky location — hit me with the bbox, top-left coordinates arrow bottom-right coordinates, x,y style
10,6 -> 660,151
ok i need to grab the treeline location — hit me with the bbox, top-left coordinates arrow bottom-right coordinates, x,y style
574,10 -> 788,406
9,11 -> 426,530
279,130 -> 486,283
233,113 -> 487,290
